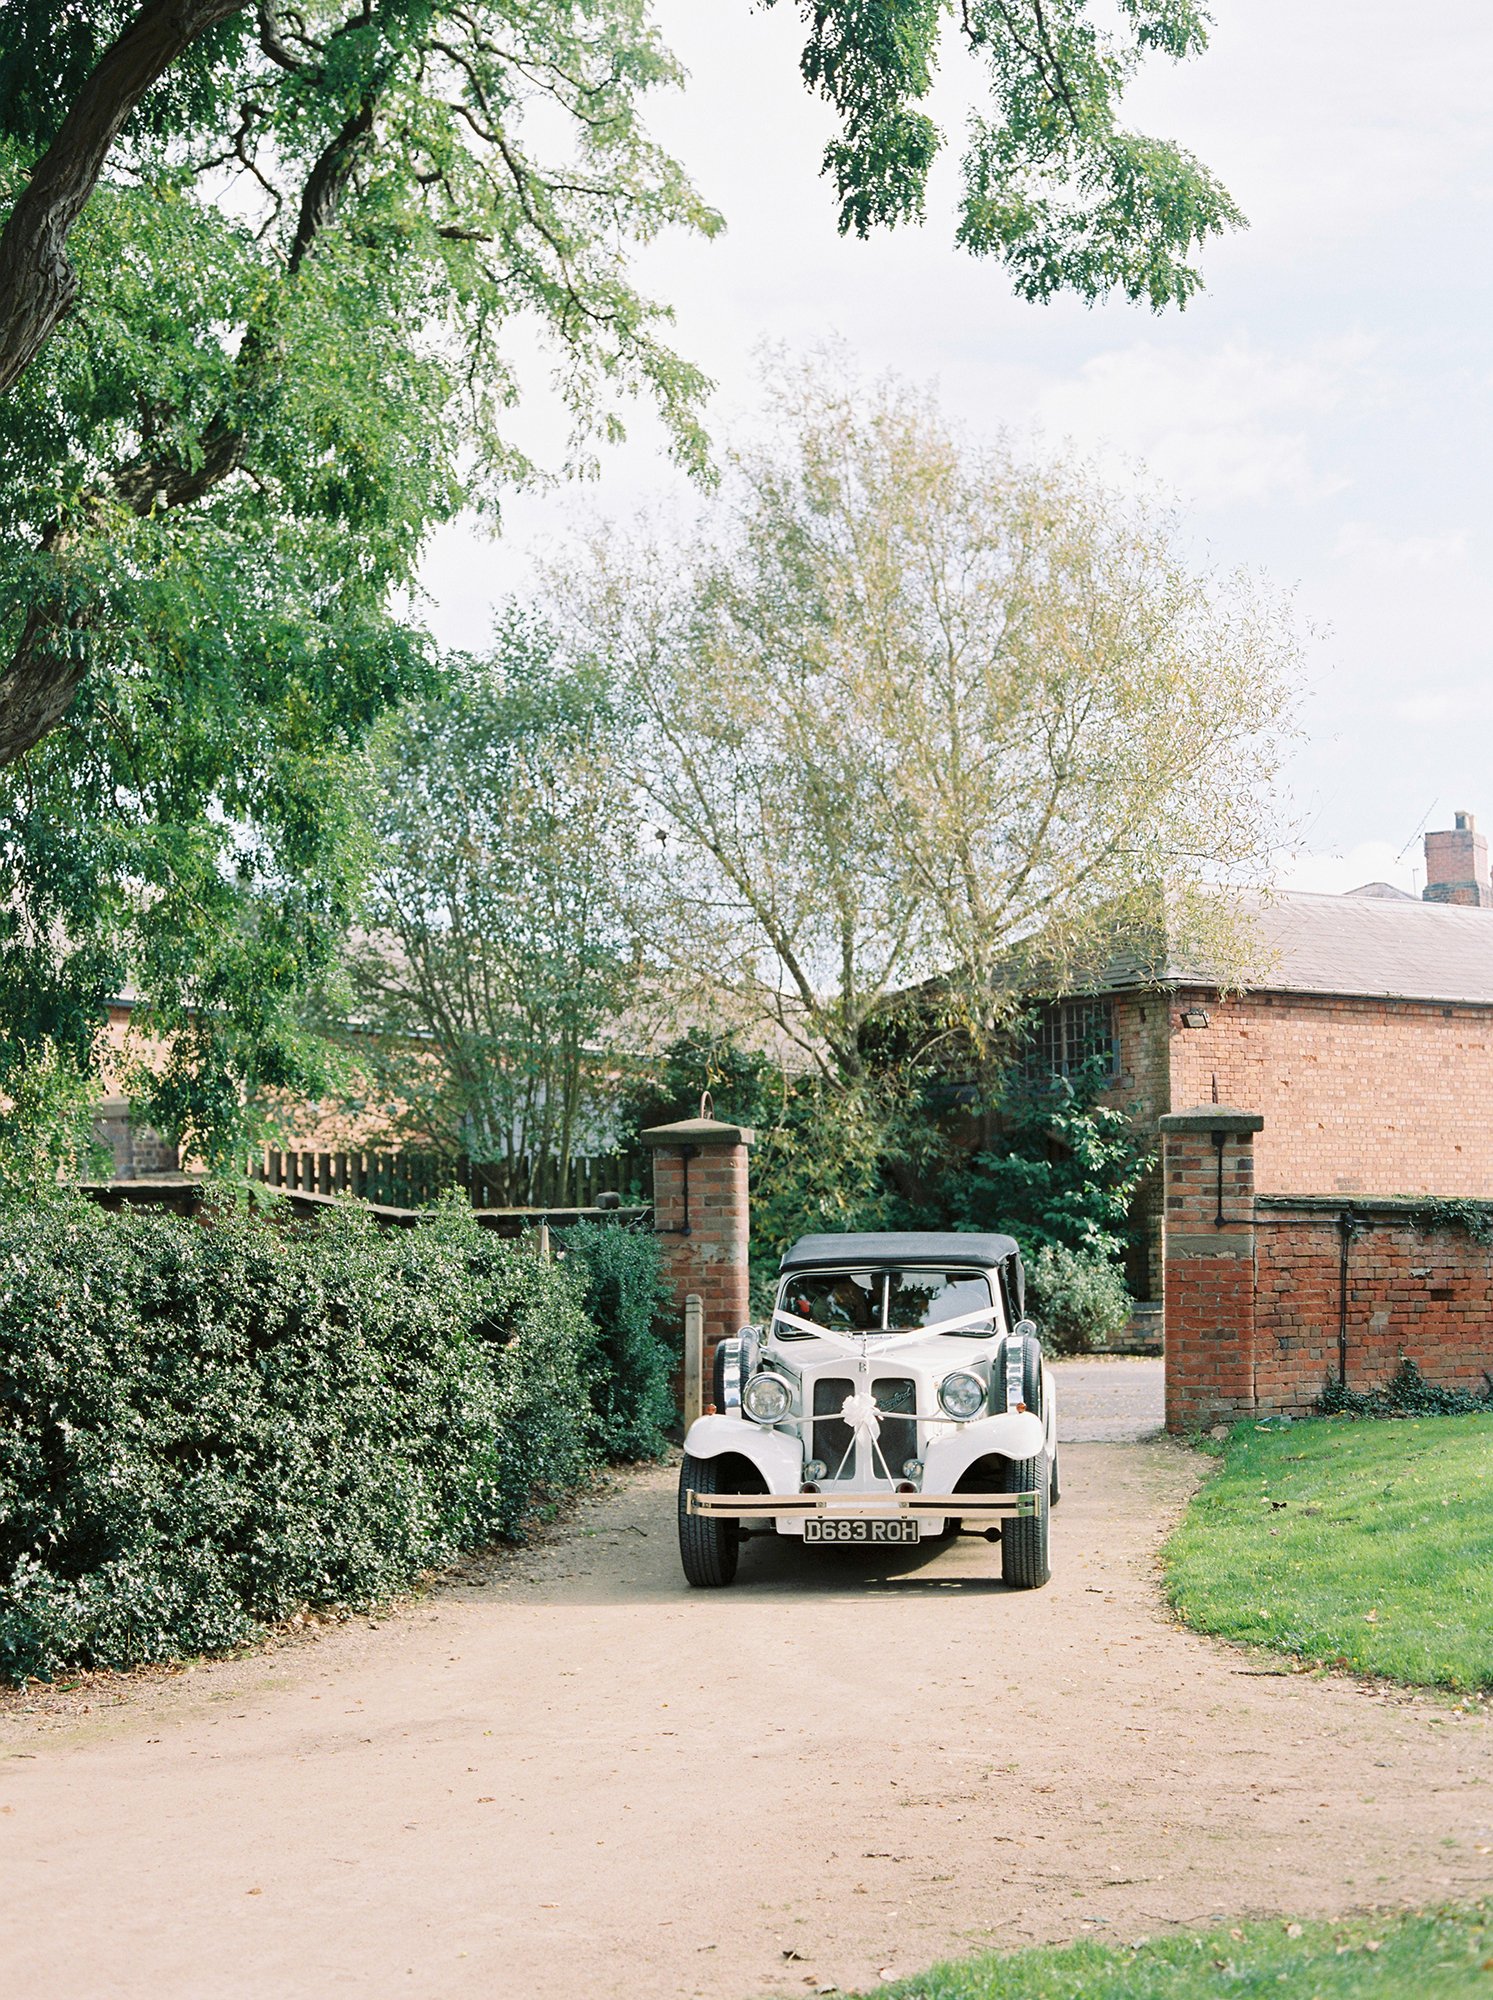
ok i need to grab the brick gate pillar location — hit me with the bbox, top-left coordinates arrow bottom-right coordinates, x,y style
1158,1107 -> 1263,1432
640,1115 -> 754,1386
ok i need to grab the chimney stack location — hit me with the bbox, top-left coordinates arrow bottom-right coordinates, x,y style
1423,810 -> 1492,908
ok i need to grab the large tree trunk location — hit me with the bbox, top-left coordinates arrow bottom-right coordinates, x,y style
0,606 -> 88,769
0,0 -> 250,397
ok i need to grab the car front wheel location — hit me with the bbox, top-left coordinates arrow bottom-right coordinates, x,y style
1000,1448 -> 1052,1589
678,1453 -> 741,1588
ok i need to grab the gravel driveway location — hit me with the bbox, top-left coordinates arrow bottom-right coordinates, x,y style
1,1359 -> 1487,2000
1054,1354 -> 1163,1442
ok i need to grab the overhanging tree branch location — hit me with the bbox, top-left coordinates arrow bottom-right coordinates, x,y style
0,0 -> 252,396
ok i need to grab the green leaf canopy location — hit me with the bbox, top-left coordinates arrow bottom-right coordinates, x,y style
0,0 -> 718,1159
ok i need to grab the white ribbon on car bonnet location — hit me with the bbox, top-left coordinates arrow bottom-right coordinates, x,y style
770,1303 -> 999,1353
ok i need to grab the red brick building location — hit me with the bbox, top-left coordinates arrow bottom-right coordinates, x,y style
1043,812 -> 1493,1422
1095,851 -> 1493,1300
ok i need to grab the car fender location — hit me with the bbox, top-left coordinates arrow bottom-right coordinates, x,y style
922,1409 -> 1046,1492
1043,1365 -> 1058,1458
682,1414 -> 804,1494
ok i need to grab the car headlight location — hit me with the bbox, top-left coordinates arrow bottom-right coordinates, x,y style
938,1370 -> 985,1420
742,1372 -> 792,1424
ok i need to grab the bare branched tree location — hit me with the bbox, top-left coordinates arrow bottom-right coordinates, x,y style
561,352 -> 1299,1088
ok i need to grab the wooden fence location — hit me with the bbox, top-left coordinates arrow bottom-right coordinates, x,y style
249,1146 -> 648,1212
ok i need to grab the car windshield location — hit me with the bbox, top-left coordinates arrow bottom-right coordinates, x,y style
776,1268 -> 998,1336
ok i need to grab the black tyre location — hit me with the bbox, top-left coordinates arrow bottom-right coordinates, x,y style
678,1453 -> 741,1587
1050,1443 -> 1062,1508
1000,1448 -> 1052,1589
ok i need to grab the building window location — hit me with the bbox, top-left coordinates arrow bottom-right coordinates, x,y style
1020,997 -> 1118,1082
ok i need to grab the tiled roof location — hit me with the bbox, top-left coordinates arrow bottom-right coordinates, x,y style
1180,890 -> 1493,1006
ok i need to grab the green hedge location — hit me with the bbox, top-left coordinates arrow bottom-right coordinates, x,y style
0,1192 -> 599,1683
558,1220 -> 675,1460
1025,1242 -> 1133,1355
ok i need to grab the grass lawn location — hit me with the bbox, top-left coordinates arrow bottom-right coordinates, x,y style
1162,1412 -> 1493,1690
833,1906 -> 1493,1998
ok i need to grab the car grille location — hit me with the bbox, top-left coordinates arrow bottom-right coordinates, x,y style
874,1375 -> 917,1477
810,1374 -> 919,1481
812,1376 -> 856,1479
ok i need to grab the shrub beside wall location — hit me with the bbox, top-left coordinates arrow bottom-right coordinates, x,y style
1026,1242 -> 1134,1355
558,1221 -> 675,1460
0,1193 -> 611,1684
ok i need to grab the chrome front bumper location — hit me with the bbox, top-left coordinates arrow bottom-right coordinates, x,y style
684,1490 -> 1039,1520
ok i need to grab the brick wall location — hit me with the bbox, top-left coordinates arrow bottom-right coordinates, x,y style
1161,1107 -> 1493,1428
1254,1203 -> 1493,1415
1108,994 -> 1171,1296
92,1096 -> 180,1179
1166,987 -> 1493,1198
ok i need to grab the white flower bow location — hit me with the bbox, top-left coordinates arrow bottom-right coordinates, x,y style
839,1389 -> 884,1444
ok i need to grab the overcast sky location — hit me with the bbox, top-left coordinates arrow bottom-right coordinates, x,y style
419,0 -> 1493,896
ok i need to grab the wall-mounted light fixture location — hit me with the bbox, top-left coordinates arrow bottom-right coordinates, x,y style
1180,1007 -> 1211,1029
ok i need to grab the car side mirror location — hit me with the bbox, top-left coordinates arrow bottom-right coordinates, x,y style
1014,1318 -> 1038,1340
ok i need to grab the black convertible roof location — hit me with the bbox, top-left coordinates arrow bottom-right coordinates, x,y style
779,1231 -> 1021,1273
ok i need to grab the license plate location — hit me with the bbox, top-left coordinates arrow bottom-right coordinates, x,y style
802,1517 -> 921,1544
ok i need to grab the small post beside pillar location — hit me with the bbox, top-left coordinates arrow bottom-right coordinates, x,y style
682,1293 -> 704,1431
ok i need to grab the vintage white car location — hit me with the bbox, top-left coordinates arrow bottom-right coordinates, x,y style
677,1231 -> 1057,1589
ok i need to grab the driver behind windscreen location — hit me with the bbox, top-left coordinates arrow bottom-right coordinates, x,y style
791,1275 -> 878,1329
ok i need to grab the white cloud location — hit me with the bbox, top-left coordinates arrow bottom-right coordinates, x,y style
1382,691 -> 1493,726
1333,523 -> 1469,572
1035,338 -> 1380,509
